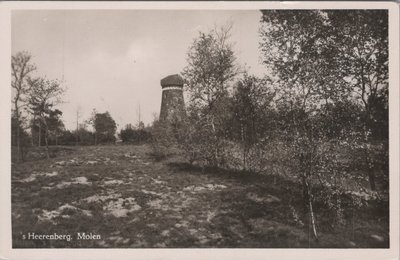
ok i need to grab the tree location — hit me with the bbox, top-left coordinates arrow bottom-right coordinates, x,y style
11,114 -> 30,161
260,10 -> 350,108
229,73 -> 276,170
183,23 -> 240,109
89,111 -> 117,144
260,10 -> 350,240
28,77 -> 65,158
46,109 -> 64,145
259,9 -> 388,239
58,129 -> 76,146
76,124 -> 96,145
326,10 -> 388,190
30,108 -> 64,146
11,51 -> 36,162
182,23 -> 241,167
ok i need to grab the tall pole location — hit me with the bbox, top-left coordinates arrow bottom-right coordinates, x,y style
75,106 -> 81,145
76,110 -> 79,145
137,103 -> 142,128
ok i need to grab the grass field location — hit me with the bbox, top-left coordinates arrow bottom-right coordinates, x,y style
11,144 -> 389,248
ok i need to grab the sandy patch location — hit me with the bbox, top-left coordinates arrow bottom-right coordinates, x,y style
18,175 -> 37,183
82,193 -> 121,203
103,197 -> 142,218
17,171 -> 59,183
174,220 -> 190,228
103,179 -> 125,186
206,210 -> 218,222
183,185 -> 206,192
52,159 -> 82,167
205,184 -> 227,190
150,177 -> 166,185
37,204 -> 92,224
183,184 -> 227,192
147,199 -> 171,211
86,160 -> 98,165
161,230 -> 170,237
246,192 -> 281,204
124,152 -> 137,159
56,176 -> 91,189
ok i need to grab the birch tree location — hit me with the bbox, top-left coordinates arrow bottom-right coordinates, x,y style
259,9 -> 388,238
326,10 -> 388,191
182,24 -> 240,166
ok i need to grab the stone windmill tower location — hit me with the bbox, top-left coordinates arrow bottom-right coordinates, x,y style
159,74 -> 186,123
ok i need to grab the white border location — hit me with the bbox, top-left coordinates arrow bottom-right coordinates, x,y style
0,2 -> 398,260
162,86 -> 183,91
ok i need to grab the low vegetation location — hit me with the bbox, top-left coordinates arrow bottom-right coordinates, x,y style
12,144 -> 388,248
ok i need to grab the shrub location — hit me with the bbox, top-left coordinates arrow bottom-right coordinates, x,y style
119,125 -> 152,144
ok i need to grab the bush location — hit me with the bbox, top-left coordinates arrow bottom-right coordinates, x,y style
119,125 -> 152,144
150,120 -> 178,160
58,130 -> 76,145
58,128 -> 95,146
78,128 -> 96,145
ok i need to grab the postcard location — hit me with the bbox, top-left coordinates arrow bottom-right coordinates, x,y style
0,1 -> 398,259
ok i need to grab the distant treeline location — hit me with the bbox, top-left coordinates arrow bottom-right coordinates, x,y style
12,111 -> 152,147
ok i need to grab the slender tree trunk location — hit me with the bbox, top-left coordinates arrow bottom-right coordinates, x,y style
76,111 -> 79,146
21,145 -> 25,161
363,123 -> 376,191
30,131 -> 34,147
366,155 -> 376,191
308,194 -> 318,240
44,125 -> 50,159
241,124 -> 246,170
38,122 -> 41,147
16,116 -> 21,162
30,115 -> 35,147
209,116 -> 218,166
14,101 -> 22,162
44,135 -> 50,159
361,91 -> 377,191
302,173 -> 318,240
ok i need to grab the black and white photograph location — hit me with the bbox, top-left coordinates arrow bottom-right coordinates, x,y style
0,1 -> 399,259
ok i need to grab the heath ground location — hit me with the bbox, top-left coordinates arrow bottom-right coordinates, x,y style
11,144 -> 389,248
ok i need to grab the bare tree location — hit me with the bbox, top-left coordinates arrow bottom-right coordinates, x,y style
11,51 -> 36,162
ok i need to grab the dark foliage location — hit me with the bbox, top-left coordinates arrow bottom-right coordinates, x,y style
89,111 -> 117,144
119,124 -> 152,144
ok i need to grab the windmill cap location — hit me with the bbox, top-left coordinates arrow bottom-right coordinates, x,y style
161,74 -> 184,87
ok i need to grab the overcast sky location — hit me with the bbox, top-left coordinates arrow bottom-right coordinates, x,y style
12,10 -> 265,131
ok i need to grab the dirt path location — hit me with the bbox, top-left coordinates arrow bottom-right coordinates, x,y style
11,145 -> 388,248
